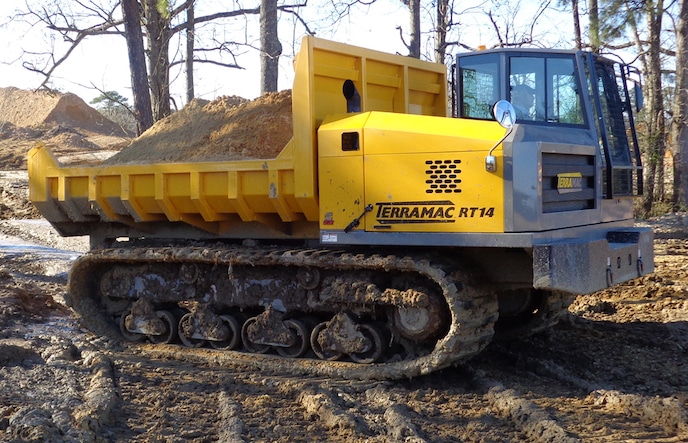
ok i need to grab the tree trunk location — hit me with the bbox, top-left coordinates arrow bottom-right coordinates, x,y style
572,0 -> 582,49
260,0 -> 281,93
186,2 -> 195,103
408,0 -> 421,58
641,0 -> 666,215
143,0 -> 171,121
589,0 -> 600,52
121,0 -> 153,135
435,0 -> 449,63
673,0 -> 688,209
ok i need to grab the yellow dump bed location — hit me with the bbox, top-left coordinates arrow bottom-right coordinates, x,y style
28,36 -> 448,238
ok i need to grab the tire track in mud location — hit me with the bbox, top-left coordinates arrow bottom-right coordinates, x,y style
115,348 -> 532,442
217,391 -> 245,443
3,317 -> 686,442
102,326 -> 688,443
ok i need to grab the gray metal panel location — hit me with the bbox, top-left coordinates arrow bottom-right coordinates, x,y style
600,197 -> 635,222
505,124 -> 623,232
320,220 -> 641,248
533,227 -> 654,294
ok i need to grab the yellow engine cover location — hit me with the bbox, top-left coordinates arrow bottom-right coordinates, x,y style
319,112 -> 507,234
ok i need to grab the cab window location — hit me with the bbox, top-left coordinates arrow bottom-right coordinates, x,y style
509,56 -> 584,125
458,51 -> 585,126
458,53 -> 499,119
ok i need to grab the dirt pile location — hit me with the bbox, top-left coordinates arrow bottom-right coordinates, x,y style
0,88 -> 131,169
104,89 -> 293,165
0,87 -> 127,137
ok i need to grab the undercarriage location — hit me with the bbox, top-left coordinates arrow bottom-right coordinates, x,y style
67,242 -> 570,380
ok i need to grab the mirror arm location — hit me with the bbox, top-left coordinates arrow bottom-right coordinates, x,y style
485,126 -> 513,172
485,100 -> 516,173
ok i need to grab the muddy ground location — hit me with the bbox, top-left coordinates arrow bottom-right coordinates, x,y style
0,88 -> 687,442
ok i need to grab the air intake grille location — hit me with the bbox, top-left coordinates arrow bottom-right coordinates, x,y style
425,159 -> 462,194
542,153 -> 596,213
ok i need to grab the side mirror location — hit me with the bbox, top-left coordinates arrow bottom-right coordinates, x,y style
486,100 -> 516,172
492,100 -> 516,129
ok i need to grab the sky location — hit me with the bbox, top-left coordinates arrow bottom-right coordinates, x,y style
0,0 -> 576,107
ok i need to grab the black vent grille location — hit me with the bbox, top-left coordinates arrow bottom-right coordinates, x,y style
425,159 -> 462,194
542,153 -> 596,213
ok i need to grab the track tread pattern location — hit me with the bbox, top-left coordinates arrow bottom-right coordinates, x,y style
68,245 -> 499,380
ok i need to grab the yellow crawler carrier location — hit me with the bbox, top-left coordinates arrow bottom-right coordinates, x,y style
28,36 -> 653,379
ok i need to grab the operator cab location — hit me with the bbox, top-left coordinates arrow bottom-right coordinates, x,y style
455,48 -> 644,199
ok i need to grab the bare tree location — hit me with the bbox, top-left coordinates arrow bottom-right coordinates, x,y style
672,0 -> 688,209
590,0 -> 600,53
399,0 -> 421,57
261,0 -> 282,92
122,0 -> 154,134
642,0 -> 668,213
432,0 -> 487,64
185,1 -> 195,103
435,0 -> 450,62
599,0 -> 671,215
17,1 -> 124,90
144,0 -> 173,120
484,0 -> 552,48
572,0 -> 582,49
16,0 -> 310,123
558,0 -> 583,49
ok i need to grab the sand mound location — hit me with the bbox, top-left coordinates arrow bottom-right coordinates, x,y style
104,89 -> 293,165
0,88 -> 132,169
0,87 -> 128,137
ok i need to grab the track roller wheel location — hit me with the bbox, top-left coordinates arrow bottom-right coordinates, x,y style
178,312 -> 207,348
119,312 -> 145,343
310,322 -> 344,361
148,310 -> 178,344
275,319 -> 309,358
210,315 -> 241,350
241,317 -> 271,354
350,323 -> 386,364
296,267 -> 320,290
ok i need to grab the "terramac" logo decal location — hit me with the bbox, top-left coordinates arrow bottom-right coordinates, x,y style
556,172 -> 583,194
375,201 -> 495,224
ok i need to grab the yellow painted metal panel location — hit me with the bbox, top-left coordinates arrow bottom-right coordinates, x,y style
363,112 -> 505,156
318,156 -> 365,231
65,176 -> 89,198
93,175 -> 124,221
48,177 -> 58,199
318,113 -> 370,158
123,174 -> 164,222
364,151 -> 505,233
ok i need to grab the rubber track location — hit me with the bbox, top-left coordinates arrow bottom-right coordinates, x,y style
68,245 -> 499,380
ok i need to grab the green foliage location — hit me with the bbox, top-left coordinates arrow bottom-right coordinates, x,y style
90,91 -> 129,112
90,92 -> 136,135
157,0 -> 171,19
634,199 -> 676,219
599,0 -> 643,43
